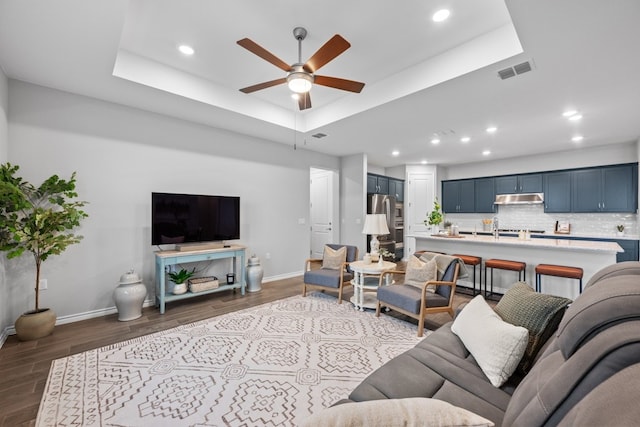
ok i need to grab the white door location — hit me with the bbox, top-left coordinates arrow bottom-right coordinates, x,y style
310,168 -> 338,258
406,172 -> 435,255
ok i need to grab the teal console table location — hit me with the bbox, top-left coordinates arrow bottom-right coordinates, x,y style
154,245 -> 246,314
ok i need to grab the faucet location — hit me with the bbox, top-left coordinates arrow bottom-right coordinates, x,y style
493,216 -> 499,239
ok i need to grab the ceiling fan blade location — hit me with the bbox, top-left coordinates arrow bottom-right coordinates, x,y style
298,92 -> 312,110
303,34 -> 351,73
314,75 -> 365,93
239,78 -> 287,93
237,38 -> 291,72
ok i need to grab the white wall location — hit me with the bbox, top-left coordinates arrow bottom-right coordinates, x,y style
0,67 -> 9,340
5,81 -> 341,323
340,154 -> 367,255
442,142 -> 638,180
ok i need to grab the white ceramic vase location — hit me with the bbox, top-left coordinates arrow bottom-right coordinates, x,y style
246,254 -> 264,293
114,270 -> 147,321
172,282 -> 188,295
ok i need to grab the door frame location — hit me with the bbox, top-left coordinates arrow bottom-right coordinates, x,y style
310,167 -> 339,257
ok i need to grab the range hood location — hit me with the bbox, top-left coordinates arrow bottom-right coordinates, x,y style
494,193 -> 544,205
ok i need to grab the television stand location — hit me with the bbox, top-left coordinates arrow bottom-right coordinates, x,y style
154,245 -> 246,313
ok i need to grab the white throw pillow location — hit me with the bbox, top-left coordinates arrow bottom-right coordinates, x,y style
451,295 -> 529,387
322,245 -> 347,270
301,397 -> 494,427
405,256 -> 438,292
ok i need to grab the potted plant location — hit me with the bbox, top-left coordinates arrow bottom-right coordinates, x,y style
425,198 -> 443,233
616,224 -> 625,236
0,163 -> 88,341
168,268 -> 195,294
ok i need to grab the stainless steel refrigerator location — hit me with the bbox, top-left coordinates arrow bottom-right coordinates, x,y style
367,194 -> 396,257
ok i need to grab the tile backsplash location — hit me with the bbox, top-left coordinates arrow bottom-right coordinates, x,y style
445,204 -> 638,237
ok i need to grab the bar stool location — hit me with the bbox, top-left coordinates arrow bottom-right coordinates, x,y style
452,254 -> 482,295
535,264 -> 583,294
484,259 -> 527,298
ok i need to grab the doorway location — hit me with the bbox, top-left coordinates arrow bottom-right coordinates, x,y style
310,168 -> 339,258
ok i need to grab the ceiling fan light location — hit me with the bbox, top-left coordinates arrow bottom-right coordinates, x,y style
287,72 -> 313,93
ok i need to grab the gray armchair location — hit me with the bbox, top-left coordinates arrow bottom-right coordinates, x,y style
302,244 -> 359,303
376,253 -> 461,337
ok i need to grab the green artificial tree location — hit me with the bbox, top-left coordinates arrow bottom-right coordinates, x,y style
0,163 -> 88,313
425,198 -> 444,227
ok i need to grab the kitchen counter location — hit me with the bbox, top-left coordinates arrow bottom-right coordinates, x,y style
408,233 -> 622,300
458,229 -> 639,241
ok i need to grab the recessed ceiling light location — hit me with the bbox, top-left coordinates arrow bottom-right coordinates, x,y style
392,150 -> 400,156
432,9 -> 451,22
486,126 -> 497,133
562,110 -> 578,117
178,44 -> 195,55
421,160 -> 428,164
572,135 -> 584,142
461,137 -> 471,143
431,138 -> 440,144
568,114 -> 583,121
482,150 -> 491,156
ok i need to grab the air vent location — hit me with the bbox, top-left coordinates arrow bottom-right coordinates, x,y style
312,133 -> 327,139
498,60 -> 534,80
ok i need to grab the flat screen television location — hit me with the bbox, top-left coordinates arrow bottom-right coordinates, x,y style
151,192 -> 240,245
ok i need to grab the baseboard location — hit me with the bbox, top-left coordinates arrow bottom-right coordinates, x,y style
0,326 -> 10,348
0,272 -> 304,346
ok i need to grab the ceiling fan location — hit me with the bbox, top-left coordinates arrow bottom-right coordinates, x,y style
237,27 -> 365,111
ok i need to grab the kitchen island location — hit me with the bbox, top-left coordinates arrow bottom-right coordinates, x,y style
409,233 -> 622,300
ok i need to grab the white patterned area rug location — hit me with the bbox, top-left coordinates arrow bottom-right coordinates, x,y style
36,292 -> 425,426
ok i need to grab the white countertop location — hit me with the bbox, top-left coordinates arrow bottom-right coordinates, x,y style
410,233 -> 623,253
458,228 -> 639,241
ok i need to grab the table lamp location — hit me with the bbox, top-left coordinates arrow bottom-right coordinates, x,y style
362,213 -> 390,257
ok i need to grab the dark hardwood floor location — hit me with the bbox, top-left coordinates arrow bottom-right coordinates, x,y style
0,275 -> 474,426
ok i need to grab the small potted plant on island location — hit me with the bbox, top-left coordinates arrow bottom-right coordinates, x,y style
425,198 -> 443,234
168,268 -> 195,294
0,163 -> 88,341
616,224 -> 625,236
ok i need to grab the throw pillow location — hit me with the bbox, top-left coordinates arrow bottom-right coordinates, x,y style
451,295 -> 529,387
405,255 -> 438,292
494,282 -> 572,374
322,245 -> 347,270
301,397 -> 494,427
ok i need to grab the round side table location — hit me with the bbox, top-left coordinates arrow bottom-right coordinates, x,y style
349,260 -> 397,311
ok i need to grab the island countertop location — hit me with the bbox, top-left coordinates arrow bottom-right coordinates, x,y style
408,233 -> 622,299
409,233 -> 623,253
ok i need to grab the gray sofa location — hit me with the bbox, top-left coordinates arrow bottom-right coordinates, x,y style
343,262 -> 640,426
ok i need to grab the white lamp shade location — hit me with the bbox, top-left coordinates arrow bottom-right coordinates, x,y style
362,214 -> 390,235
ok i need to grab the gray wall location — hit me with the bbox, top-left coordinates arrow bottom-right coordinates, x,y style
442,142 -> 639,180
0,67 -> 8,340
340,154 -> 367,255
5,80 -> 341,325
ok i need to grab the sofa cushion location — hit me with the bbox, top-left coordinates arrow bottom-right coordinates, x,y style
303,269 -> 352,288
452,295 -> 528,387
322,245 -> 346,269
494,282 -> 572,374
377,284 -> 449,314
302,398 -> 494,427
406,255 -> 437,291
556,275 -> 640,359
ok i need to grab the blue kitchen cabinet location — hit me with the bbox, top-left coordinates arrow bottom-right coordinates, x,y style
474,177 -> 496,213
367,174 -> 389,194
543,171 -> 572,213
389,178 -> 404,202
495,173 -> 542,194
572,164 -> 637,213
442,179 -> 475,213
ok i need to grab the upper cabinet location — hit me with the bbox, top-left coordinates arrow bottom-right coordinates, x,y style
367,174 -> 389,194
367,173 -> 405,201
474,177 -> 496,213
389,178 -> 404,202
543,171 -> 572,213
572,164 -> 637,213
442,179 -> 475,213
495,173 -> 543,194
